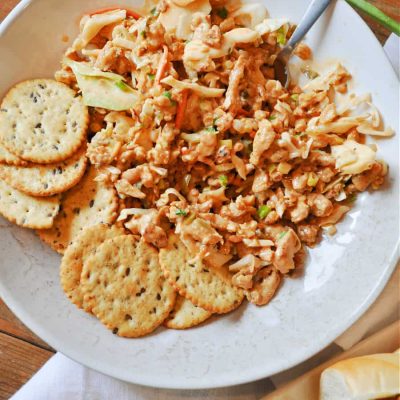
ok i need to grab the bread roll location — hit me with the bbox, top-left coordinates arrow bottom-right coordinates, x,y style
320,352 -> 400,400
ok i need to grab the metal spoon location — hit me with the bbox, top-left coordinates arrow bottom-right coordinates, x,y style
274,0 -> 332,87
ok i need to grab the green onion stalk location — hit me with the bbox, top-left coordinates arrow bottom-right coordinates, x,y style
346,0 -> 400,36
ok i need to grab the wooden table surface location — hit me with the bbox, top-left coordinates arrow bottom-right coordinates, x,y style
0,0 -> 399,399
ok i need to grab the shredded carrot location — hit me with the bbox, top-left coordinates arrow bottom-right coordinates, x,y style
89,7 -> 142,19
155,45 -> 169,84
236,108 -> 252,117
175,90 -> 189,130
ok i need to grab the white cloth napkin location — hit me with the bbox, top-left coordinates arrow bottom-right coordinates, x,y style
10,34 -> 400,400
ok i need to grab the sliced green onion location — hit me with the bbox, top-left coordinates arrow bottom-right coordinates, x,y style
257,205 -> 271,219
219,175 -> 228,187
163,91 -> 172,100
345,0 -> 400,35
291,94 -> 299,102
277,26 -> 287,45
205,126 -> 217,133
307,172 -> 319,187
163,91 -> 176,105
147,73 -> 155,80
278,230 -> 288,240
217,7 -> 228,19
115,81 -> 131,91
150,7 -> 159,16
268,114 -> 277,121
175,209 -> 188,216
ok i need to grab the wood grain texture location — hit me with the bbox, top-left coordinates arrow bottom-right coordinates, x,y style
0,300 -> 53,351
354,0 -> 400,44
0,333 -> 53,400
0,0 -> 19,22
0,0 -> 398,399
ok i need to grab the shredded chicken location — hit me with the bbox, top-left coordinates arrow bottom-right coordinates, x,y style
250,120 -> 275,166
245,266 -> 281,306
273,229 -> 301,274
223,52 -> 248,113
56,1 -> 393,310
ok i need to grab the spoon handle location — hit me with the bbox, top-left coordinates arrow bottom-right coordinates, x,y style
287,0 -> 332,49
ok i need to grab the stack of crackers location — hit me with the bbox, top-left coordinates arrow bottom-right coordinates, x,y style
0,78 -> 244,338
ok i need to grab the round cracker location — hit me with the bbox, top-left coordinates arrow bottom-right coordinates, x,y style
60,224 -> 125,310
0,79 -> 88,163
81,235 -> 177,338
159,234 -> 244,314
164,295 -> 212,330
0,143 -> 28,166
0,179 -> 60,229
0,146 -> 87,197
37,166 -> 118,254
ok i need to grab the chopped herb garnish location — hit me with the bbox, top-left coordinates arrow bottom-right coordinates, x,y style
140,30 -> 147,38
163,91 -> 176,105
257,205 -> 271,219
278,230 -> 288,240
163,91 -> 172,100
219,175 -> 228,187
147,73 -> 155,80
217,7 -> 228,19
268,114 -> 277,121
307,172 -> 319,187
277,26 -> 287,45
291,94 -> 299,102
205,126 -> 217,133
176,209 -> 188,216
115,81 -> 130,91
150,7 -> 159,16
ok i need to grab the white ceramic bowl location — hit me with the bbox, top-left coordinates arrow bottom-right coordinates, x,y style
0,0 -> 398,390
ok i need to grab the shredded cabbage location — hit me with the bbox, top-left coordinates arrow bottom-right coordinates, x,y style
231,4 -> 268,29
73,10 -> 126,51
331,140 -> 376,175
161,76 -> 225,97
158,0 -> 211,40
118,208 -> 153,222
229,254 -> 262,273
254,18 -> 288,35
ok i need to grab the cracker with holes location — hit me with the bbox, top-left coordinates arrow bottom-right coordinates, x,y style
164,295 -> 212,330
0,179 -> 60,229
159,234 -> 244,314
60,224 -> 125,310
37,166 -> 118,254
81,235 -> 176,338
0,143 -> 28,166
0,146 -> 87,197
0,79 -> 88,164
